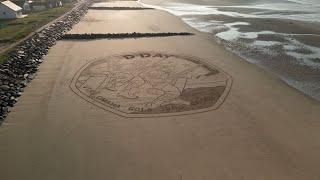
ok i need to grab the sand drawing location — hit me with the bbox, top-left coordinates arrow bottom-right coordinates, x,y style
70,52 -> 232,117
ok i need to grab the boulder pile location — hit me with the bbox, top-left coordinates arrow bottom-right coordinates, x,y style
0,0 -> 92,122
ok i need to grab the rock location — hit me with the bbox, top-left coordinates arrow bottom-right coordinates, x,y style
2,102 -> 8,107
20,80 -> 27,87
0,85 -> 10,91
27,74 -> 36,80
2,107 -> 9,113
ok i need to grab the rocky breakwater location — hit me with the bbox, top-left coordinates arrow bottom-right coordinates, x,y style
0,0 -> 92,123
62,32 -> 194,40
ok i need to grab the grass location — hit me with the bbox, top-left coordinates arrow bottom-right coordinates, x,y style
0,3 -> 74,62
0,4 -> 73,42
0,53 -> 9,62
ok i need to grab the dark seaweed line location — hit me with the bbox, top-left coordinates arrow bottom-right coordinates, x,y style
62,32 -> 194,40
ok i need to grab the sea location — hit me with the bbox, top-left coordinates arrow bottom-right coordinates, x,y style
140,0 -> 320,101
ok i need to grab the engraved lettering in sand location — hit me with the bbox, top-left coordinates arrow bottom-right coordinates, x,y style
70,52 -> 232,117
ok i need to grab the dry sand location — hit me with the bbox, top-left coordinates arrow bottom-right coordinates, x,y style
0,1 -> 320,180
68,9 -> 195,34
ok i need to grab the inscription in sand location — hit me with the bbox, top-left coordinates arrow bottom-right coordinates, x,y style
70,52 -> 232,117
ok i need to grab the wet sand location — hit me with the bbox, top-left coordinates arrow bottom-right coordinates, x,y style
141,0 -> 320,100
141,0 -> 270,6
1,0 -> 320,179
194,15 -> 320,35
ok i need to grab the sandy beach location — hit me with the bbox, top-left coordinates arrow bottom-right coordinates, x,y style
0,0 -> 320,179
141,0 -> 320,100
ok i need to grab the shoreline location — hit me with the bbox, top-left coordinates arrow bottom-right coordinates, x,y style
139,0 -> 320,101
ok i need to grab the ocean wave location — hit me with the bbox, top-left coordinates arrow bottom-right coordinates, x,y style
286,0 -> 319,5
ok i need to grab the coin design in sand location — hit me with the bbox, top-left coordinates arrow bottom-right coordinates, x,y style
70,52 -> 232,117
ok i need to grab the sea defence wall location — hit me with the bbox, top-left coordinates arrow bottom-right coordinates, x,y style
0,0 -> 92,122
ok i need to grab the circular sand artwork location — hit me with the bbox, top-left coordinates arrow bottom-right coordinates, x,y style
70,52 -> 232,117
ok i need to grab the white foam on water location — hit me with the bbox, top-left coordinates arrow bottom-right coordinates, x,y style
139,0 -> 320,69
220,25 -> 320,68
140,1 -> 320,22
183,18 -> 225,33
286,0 -> 320,6
283,39 -> 320,68
163,3 -> 257,17
214,22 -> 276,41
215,22 -> 252,40
252,40 -> 281,46
146,1 -> 320,69
216,23 -> 320,68
139,0 -> 320,100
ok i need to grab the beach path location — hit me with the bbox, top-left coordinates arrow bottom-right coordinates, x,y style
0,1 -> 320,179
